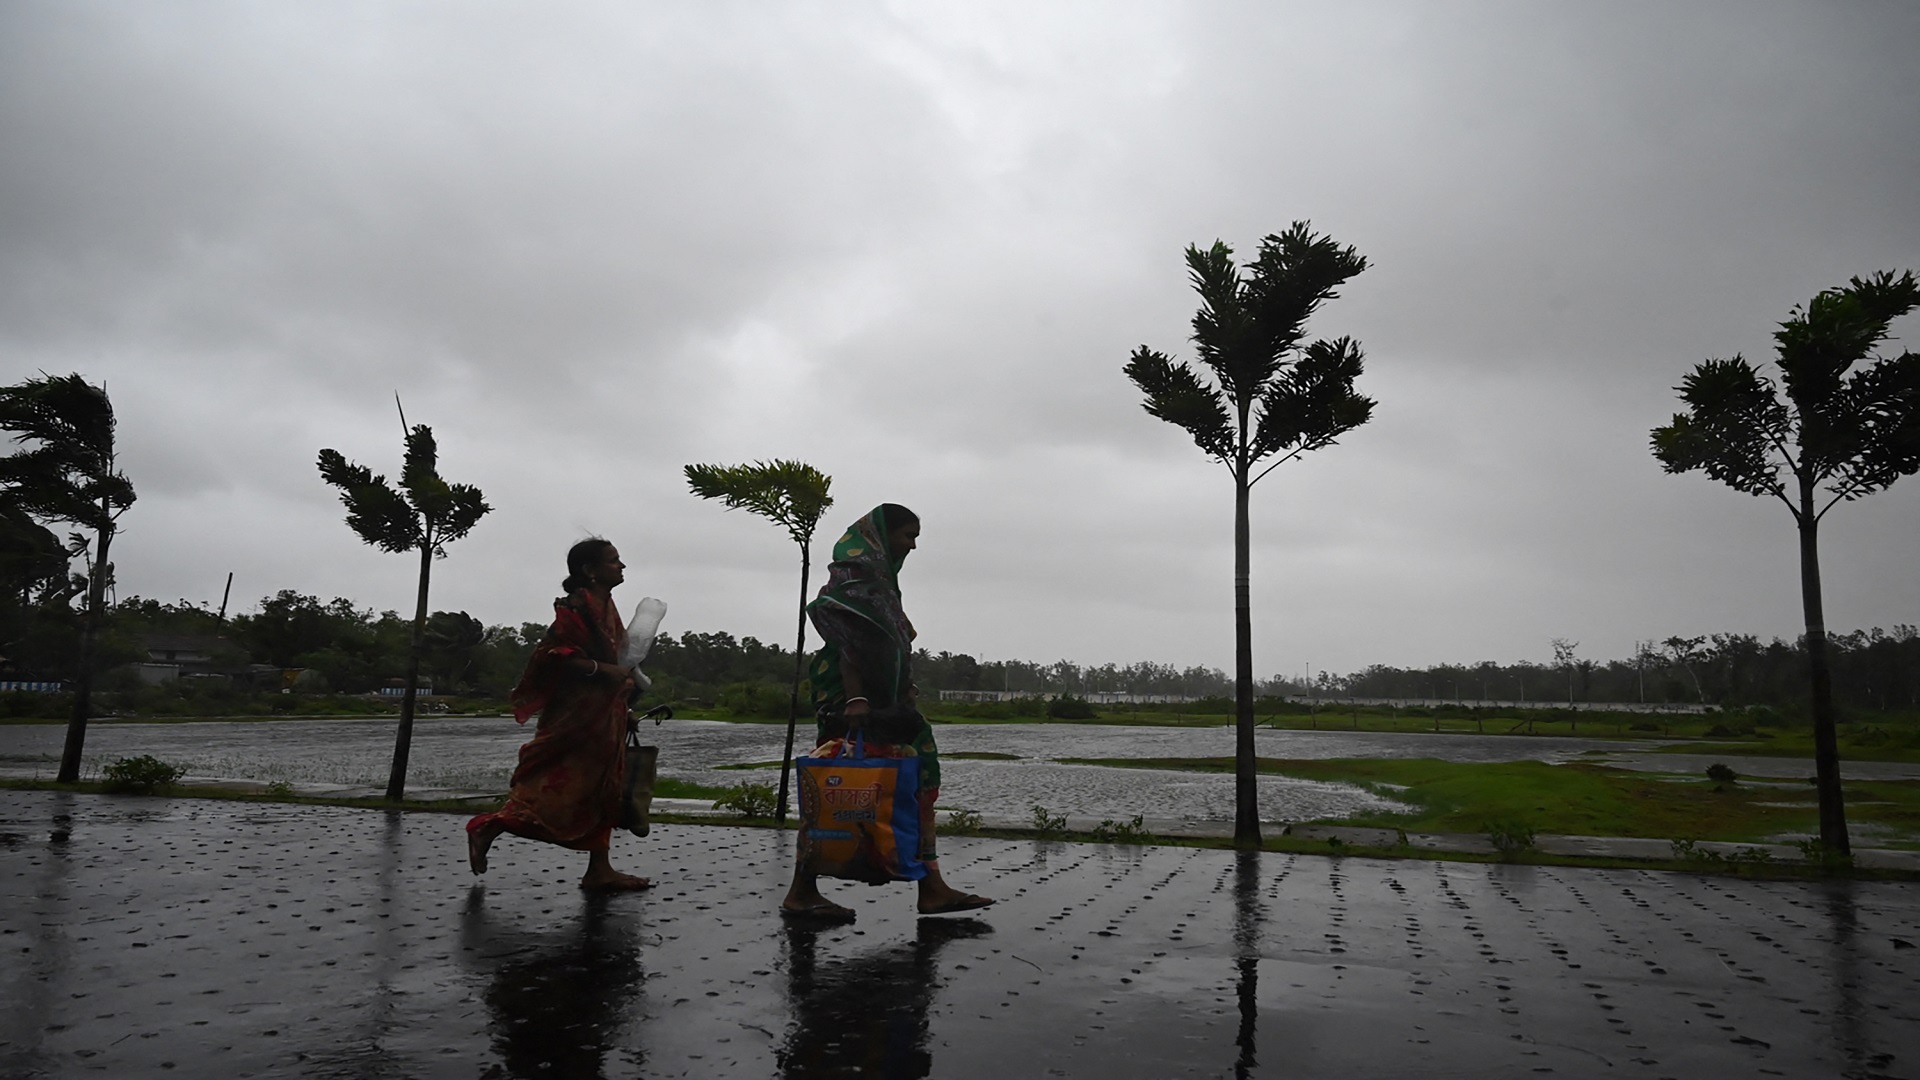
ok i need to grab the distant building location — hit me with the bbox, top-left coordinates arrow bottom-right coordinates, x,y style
937,689 -> 1200,705
132,634 -> 241,685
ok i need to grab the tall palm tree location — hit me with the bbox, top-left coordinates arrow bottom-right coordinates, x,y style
319,423 -> 490,801
685,459 -> 833,822
1125,222 -> 1375,849
0,373 -> 136,782
1653,270 -> 1920,857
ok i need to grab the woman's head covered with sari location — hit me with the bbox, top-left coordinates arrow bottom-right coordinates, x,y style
806,504 -> 919,709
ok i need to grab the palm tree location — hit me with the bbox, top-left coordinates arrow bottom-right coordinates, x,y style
1125,222 -> 1375,849
0,374 -> 136,783
685,460 -> 833,822
1653,270 -> 1920,857
318,423 -> 490,801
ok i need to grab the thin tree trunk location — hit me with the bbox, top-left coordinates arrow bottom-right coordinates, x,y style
1233,454 -> 1260,850
776,542 -> 812,823
57,521 -> 111,783
387,537 -> 433,802
1798,494 -> 1849,855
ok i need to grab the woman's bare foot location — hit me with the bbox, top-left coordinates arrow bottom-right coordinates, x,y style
466,819 -> 502,875
580,869 -> 653,892
781,898 -> 856,921
783,871 -> 851,917
916,863 -> 992,914
581,849 -> 651,891
917,886 -> 994,914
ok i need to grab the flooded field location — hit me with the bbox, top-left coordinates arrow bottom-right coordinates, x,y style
0,718 -> 1690,825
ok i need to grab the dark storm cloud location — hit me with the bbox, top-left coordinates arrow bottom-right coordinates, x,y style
0,1 -> 1914,676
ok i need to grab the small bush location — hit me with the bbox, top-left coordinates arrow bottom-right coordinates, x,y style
1046,694 -> 1097,720
1794,838 -> 1853,869
1029,804 -> 1068,836
100,755 -> 184,794
716,682 -> 791,720
265,780 -> 296,798
944,808 -> 984,831
1484,819 -> 1536,856
1670,838 -> 1722,864
1090,813 -> 1154,844
712,781 -> 777,819
1705,762 -> 1739,784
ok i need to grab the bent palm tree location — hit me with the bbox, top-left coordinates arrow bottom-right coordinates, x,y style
319,424 -> 490,801
1653,270 -> 1920,857
0,374 -> 136,782
1125,223 -> 1375,849
686,460 -> 834,822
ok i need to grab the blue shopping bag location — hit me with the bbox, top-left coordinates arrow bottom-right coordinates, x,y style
795,735 -> 927,884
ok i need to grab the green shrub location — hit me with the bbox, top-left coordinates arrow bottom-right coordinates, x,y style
265,780 -> 296,798
716,682 -> 791,720
1794,838 -> 1853,869
1029,804 -> 1067,836
712,781 -> 777,818
1484,819 -> 1536,857
101,755 -> 184,794
1046,694 -> 1097,720
1670,838 -> 1721,863
1705,762 -> 1739,784
1091,813 -> 1154,844
944,807 -> 984,831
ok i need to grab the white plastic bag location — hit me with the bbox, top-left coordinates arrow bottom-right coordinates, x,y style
620,597 -> 667,689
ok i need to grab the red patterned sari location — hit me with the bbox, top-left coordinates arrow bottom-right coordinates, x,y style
468,589 -> 631,852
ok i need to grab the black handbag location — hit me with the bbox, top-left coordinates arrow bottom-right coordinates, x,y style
618,705 -> 671,837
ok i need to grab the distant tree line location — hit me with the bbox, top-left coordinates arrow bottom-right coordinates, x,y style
17,590 -> 1913,716
1328,628 -> 1920,712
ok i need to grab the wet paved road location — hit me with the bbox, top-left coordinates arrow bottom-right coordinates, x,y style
3,790 -> 1917,1078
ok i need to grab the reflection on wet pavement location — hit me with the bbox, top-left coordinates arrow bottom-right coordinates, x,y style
778,917 -> 989,1077
4,790 -> 1919,1077
463,891 -> 649,1078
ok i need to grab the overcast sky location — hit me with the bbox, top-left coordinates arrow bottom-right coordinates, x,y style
2,1 -> 1916,678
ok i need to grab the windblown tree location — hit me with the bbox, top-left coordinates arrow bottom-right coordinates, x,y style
685,459 -> 833,822
423,610 -> 488,692
1551,638 -> 1579,705
319,424 -> 490,801
1653,270 -> 1920,857
0,374 -> 136,782
1124,222 -> 1375,849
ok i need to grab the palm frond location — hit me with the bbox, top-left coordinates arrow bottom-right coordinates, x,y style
317,448 -> 421,553
1650,356 -> 1789,501
1245,222 -> 1370,361
1252,336 -> 1375,467
686,460 -> 834,544
1124,346 -> 1233,461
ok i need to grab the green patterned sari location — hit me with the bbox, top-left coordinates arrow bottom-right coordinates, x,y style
805,505 -> 939,787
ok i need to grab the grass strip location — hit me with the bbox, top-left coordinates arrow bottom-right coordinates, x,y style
1060,755 -> 1920,847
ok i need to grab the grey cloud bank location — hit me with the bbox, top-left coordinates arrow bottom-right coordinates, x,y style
2,1 -> 1915,676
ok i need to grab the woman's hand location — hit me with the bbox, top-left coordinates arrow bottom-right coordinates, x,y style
844,696 -> 871,717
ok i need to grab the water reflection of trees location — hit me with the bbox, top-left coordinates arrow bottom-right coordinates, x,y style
1232,850 -> 1263,1080
460,891 -> 648,1079
1821,884 -> 1899,1077
777,917 -> 990,1078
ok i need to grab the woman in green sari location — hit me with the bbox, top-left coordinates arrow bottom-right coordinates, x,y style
781,503 -> 994,921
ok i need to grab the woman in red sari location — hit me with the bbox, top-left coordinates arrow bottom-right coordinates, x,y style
465,539 -> 652,891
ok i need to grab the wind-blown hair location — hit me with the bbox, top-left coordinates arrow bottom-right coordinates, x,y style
562,537 -> 614,594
